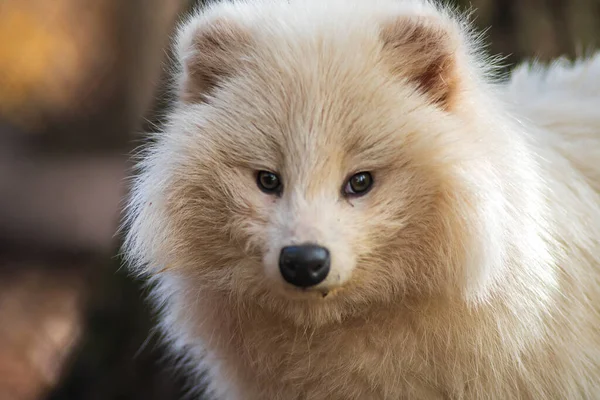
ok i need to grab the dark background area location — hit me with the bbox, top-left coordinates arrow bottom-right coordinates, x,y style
0,0 -> 597,399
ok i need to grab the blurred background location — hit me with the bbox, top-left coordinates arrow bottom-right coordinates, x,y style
0,0 -> 597,399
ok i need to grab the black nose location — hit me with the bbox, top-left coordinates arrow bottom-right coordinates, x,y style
279,245 -> 330,288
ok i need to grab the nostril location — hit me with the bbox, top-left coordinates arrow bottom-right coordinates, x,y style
283,258 -> 295,270
309,262 -> 324,273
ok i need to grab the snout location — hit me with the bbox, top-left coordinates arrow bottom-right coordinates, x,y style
279,244 -> 330,288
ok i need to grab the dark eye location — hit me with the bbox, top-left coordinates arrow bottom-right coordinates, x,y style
344,172 -> 373,196
257,171 -> 282,194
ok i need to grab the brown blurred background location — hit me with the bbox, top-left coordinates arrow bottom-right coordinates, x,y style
0,0 -> 597,399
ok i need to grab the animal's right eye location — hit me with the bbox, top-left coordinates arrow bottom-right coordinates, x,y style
343,171 -> 373,197
257,171 -> 282,194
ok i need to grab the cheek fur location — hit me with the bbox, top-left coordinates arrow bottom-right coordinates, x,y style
343,164 -> 461,298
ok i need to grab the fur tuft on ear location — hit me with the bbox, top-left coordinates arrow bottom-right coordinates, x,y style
175,15 -> 251,102
380,16 -> 462,110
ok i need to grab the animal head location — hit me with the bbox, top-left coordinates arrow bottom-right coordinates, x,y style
123,0 -> 545,326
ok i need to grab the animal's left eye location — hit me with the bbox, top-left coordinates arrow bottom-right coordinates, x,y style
257,170 -> 282,194
344,172 -> 373,196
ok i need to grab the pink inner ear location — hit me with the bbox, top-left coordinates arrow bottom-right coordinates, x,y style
380,16 -> 459,111
179,18 -> 251,103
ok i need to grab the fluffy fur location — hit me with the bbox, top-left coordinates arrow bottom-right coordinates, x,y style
122,0 -> 600,398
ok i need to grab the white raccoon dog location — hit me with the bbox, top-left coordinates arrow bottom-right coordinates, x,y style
122,0 -> 600,398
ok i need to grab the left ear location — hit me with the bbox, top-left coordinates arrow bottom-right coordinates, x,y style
380,15 -> 462,110
174,14 -> 252,103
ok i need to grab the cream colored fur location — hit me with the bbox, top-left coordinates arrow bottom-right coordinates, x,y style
122,0 -> 600,398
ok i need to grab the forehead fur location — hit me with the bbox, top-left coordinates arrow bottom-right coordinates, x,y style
173,0 -> 475,173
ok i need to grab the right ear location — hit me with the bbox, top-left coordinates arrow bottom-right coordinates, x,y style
379,15 -> 463,111
175,15 -> 251,103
